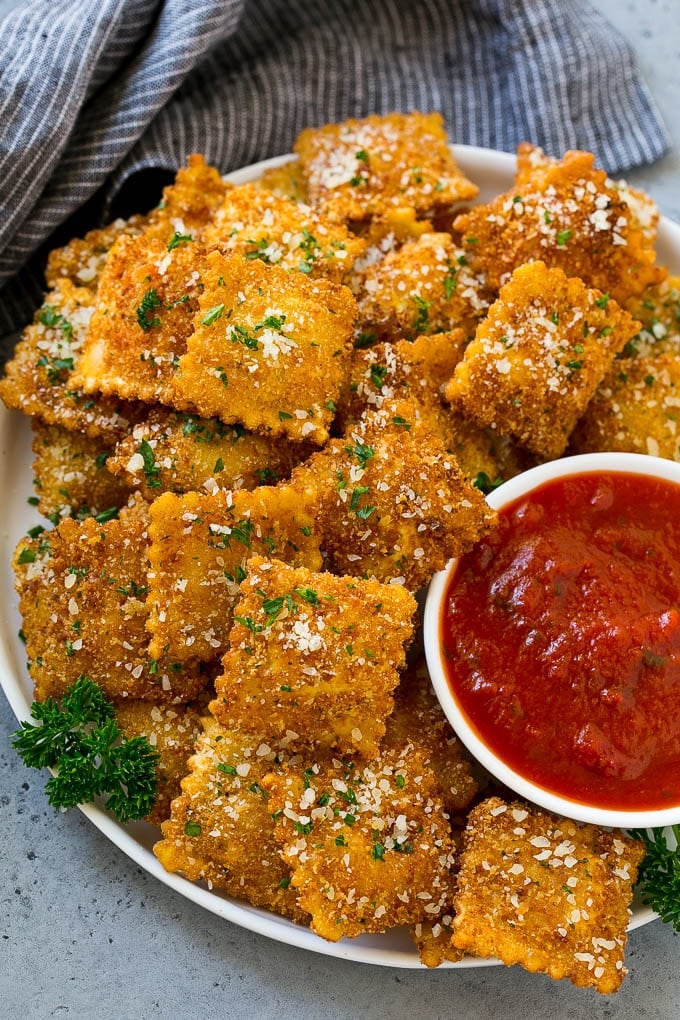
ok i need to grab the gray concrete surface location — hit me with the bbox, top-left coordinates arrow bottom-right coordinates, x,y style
2,1 -> 680,1017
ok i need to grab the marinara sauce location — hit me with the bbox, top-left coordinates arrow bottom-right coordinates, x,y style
442,471 -> 680,810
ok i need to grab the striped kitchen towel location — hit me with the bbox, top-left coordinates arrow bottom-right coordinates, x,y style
0,0 -> 670,349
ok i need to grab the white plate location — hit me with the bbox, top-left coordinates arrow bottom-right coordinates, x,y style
0,145 -> 666,968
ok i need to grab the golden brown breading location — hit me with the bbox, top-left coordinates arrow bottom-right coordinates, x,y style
625,274 -> 680,354
384,658 -> 477,816
171,250 -> 356,444
0,280 -> 139,443
144,153 -> 230,242
455,147 -> 664,306
45,155 -> 227,293
357,233 -> 489,342
337,330 -> 468,432
31,420 -> 131,522
114,697 -> 204,825
45,216 -> 147,292
263,743 -> 458,941
70,234 -> 205,405
14,513 -> 207,704
106,408 -> 311,499
570,352 -> 680,460
451,797 -> 646,994
255,159 -> 309,203
290,400 -> 496,590
154,716 -> 308,921
445,262 -> 640,459
338,333 -> 529,486
146,486 -> 323,663
201,183 -> 366,283
210,556 -> 417,757
294,112 -> 478,224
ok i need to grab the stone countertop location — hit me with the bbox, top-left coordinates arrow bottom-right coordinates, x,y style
2,1 -> 680,1017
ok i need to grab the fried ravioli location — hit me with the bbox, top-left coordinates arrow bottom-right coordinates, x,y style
451,797 -> 646,993
210,556 -> 417,756
146,486 -> 322,663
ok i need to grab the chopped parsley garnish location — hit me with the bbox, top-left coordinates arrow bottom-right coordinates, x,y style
556,229 -> 572,247
629,826 -> 680,932
473,471 -> 504,494
294,586 -> 319,605
594,293 -> 610,309
355,149 -> 369,163
354,330 -> 378,350
201,303 -> 225,326
184,820 -> 202,836
167,231 -> 193,251
138,439 -> 161,488
411,295 -> 431,334
136,289 -> 163,331
344,441 -> 375,469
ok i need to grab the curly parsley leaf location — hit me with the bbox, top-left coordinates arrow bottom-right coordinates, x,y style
629,826 -> 680,931
12,677 -> 159,823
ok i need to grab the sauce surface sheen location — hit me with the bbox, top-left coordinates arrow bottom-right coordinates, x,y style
442,471 -> 680,810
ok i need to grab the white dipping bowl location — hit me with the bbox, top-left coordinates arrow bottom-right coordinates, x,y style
424,451 -> 680,829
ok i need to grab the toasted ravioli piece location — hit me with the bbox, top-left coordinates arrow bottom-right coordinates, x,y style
146,486 -> 322,663
107,408 -> 311,499
263,743 -> 457,941
202,183 -> 365,282
570,353 -> 680,460
172,251 -> 356,443
154,716 -> 307,921
337,330 -> 468,432
255,159 -> 309,203
144,153 -> 230,243
454,147 -> 663,304
290,401 -> 496,590
70,235 -> 204,405
31,421 -> 131,521
451,798 -> 645,993
14,514 -> 206,703
445,262 -> 640,459
339,334 -> 528,486
384,658 -> 477,815
357,233 -> 489,342
210,556 -> 416,756
625,274 -> 680,354
45,155 -> 227,294
294,112 -> 478,224
114,698 -> 204,825
0,280 -> 138,442
46,215 -> 147,292
515,144 -> 660,247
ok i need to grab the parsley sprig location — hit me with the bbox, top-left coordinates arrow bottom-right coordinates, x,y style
630,826 -> 680,931
12,677 -> 159,823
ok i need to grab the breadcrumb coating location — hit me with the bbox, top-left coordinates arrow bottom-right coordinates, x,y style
146,486 -> 322,662
14,513 -> 207,703
263,742 -> 457,941
445,262 -> 640,459
294,112 -> 477,224
202,182 -> 365,282
455,146 -> 664,305
31,420 -> 131,521
210,556 -> 416,757
291,400 -> 496,590
451,797 -> 646,994
357,232 -> 489,342
107,407 -> 311,499
0,279 -> 139,442
172,250 -> 356,444
154,716 -> 308,921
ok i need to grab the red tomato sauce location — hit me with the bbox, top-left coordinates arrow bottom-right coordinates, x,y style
441,471 -> 680,811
